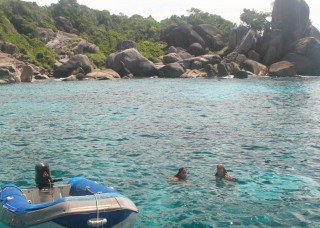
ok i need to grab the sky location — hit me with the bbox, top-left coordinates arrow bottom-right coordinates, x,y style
23,0 -> 320,29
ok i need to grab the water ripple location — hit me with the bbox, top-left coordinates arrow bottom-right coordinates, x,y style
0,78 -> 319,227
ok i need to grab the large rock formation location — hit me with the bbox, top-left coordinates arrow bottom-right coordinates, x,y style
0,52 -> 19,83
116,40 -> 137,51
162,22 -> 205,50
158,62 -> 185,78
0,63 -> 21,84
55,16 -> 73,33
86,69 -> 121,80
0,41 -> 19,55
269,61 -> 296,76
36,28 -> 56,43
226,0 -> 320,76
162,22 -> 225,54
283,37 -> 320,75
45,31 -> 99,59
228,27 -> 249,51
53,54 -> 93,78
0,51 -> 51,83
306,25 -> 320,41
259,0 -> 310,65
20,65 -> 34,82
107,48 -> 158,77
272,0 -> 310,43
193,24 -> 225,51
234,29 -> 257,54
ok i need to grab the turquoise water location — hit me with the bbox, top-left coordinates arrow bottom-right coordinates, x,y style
0,77 -> 320,227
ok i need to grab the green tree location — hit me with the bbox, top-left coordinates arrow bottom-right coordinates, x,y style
58,0 -> 77,5
0,0 -> 54,36
240,9 -> 270,32
0,0 -> 242,68
161,8 -> 235,40
137,41 -> 166,61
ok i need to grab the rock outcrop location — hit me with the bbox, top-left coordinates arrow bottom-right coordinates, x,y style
283,37 -> 320,75
116,40 -> 137,51
158,62 -> 185,78
259,0 -> 310,66
36,28 -> 56,43
0,41 -> 19,55
269,61 -> 297,77
193,24 -> 225,51
162,22 -> 225,55
272,0 -> 310,43
86,69 -> 121,80
234,29 -> 257,54
0,51 -> 52,83
20,65 -> 34,82
0,64 -> 21,84
55,16 -> 73,33
2,0 -> 320,83
0,52 -> 21,83
241,59 -> 268,76
107,48 -> 158,77
53,54 -> 93,78
46,31 -> 99,59
224,0 -> 320,76
162,22 -> 205,50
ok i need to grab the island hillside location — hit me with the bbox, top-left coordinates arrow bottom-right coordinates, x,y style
1,0 -> 320,84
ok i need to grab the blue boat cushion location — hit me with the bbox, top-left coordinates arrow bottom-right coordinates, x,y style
0,178 -> 123,215
68,177 -> 119,196
0,184 -> 64,214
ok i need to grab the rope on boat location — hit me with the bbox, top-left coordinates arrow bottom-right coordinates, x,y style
91,192 -> 101,228
86,186 -> 106,228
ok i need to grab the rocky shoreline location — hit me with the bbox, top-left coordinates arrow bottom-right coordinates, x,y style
1,0 -> 319,84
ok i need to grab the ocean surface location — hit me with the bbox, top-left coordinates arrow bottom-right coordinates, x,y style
0,77 -> 319,227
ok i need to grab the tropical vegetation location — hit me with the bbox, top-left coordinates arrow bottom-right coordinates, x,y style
0,0 -> 270,70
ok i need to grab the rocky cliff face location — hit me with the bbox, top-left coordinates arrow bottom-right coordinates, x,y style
226,0 -> 320,76
261,0 -> 310,64
272,0 -> 310,42
162,22 -> 225,55
1,0 -> 320,83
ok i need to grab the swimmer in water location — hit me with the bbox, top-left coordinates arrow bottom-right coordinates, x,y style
215,164 -> 237,181
171,167 -> 188,181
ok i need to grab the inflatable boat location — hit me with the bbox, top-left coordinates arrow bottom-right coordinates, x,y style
0,163 -> 139,227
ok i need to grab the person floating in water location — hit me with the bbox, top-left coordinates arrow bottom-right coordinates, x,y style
171,167 -> 188,181
215,164 -> 237,181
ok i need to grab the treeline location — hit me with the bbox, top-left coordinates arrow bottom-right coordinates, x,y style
0,0 -> 236,69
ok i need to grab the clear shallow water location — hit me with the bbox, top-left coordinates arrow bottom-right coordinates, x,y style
0,77 -> 319,227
